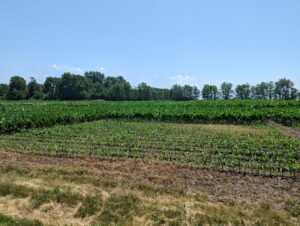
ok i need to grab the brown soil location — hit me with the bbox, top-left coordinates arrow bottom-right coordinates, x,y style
269,121 -> 300,139
0,151 -> 299,210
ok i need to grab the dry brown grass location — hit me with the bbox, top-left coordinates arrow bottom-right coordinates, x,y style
0,165 -> 299,226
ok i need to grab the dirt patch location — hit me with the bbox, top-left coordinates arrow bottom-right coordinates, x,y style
269,121 -> 300,139
0,151 -> 299,211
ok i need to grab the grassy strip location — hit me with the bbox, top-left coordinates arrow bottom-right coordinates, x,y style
92,193 -> 140,226
0,213 -> 43,226
0,182 -> 82,208
0,166 -> 298,225
0,166 -> 184,197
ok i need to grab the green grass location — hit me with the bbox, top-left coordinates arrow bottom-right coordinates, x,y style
0,182 -> 83,208
285,199 -> 300,217
0,213 -> 43,226
75,195 -> 103,218
92,193 -> 140,226
0,120 -> 299,177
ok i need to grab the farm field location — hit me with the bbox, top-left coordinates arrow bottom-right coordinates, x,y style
1,100 -> 300,133
0,100 -> 300,225
0,120 -> 299,178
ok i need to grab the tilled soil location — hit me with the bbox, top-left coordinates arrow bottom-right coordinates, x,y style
0,151 -> 299,210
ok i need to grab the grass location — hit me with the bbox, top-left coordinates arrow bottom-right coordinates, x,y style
285,199 -> 300,217
75,195 -> 103,218
0,213 -> 43,226
30,186 -> 82,208
0,182 -> 83,209
0,165 -> 298,226
92,193 -> 140,226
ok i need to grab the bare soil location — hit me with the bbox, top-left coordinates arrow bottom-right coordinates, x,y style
0,151 -> 299,211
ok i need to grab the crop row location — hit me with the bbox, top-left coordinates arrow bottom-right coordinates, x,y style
0,120 -> 299,178
0,100 -> 300,133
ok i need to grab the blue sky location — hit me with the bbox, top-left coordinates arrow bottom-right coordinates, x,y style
1,0 -> 300,89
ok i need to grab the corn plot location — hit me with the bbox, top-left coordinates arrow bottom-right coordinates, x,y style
0,120 -> 299,178
0,100 -> 300,133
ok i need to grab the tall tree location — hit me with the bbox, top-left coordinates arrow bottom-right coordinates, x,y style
7,76 -> 27,100
183,85 -> 193,100
137,82 -> 152,100
252,82 -> 268,100
266,81 -> 274,100
43,77 -> 60,100
274,78 -> 296,100
27,77 -> 43,99
220,82 -> 233,99
192,86 -> 200,100
170,84 -> 184,100
84,71 -> 105,84
57,73 -> 90,100
202,85 -> 218,100
235,83 -> 251,99
0,84 -> 8,99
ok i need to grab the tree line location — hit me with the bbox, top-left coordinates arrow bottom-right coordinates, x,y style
0,72 -> 299,101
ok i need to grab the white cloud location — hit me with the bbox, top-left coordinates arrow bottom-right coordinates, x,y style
169,74 -> 194,84
52,64 -> 82,73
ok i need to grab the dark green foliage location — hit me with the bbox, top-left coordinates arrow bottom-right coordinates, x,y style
0,100 -> 300,134
236,83 -> 251,99
220,82 -> 233,100
43,77 -> 60,100
0,84 -> 8,99
202,84 -> 218,100
7,76 -> 27,100
27,77 -> 43,99
57,73 -> 90,100
274,78 -> 297,100
1,73 -> 299,101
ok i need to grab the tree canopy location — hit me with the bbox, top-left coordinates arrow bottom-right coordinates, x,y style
0,73 -> 299,101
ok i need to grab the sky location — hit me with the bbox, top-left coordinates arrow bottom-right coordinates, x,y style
0,0 -> 300,89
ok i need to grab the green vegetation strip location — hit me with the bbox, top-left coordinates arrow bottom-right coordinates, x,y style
0,100 -> 300,133
0,120 -> 299,178
0,213 -> 43,226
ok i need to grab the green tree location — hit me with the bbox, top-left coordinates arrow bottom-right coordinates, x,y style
0,84 -> 8,99
183,85 -> 193,100
220,82 -> 233,99
274,78 -> 296,100
266,81 -> 274,100
57,73 -> 90,100
43,77 -> 60,100
7,76 -> 27,100
27,77 -> 43,99
252,82 -> 266,99
202,85 -> 218,100
137,82 -> 152,100
235,83 -> 251,99
170,84 -> 184,100
84,71 -> 105,84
